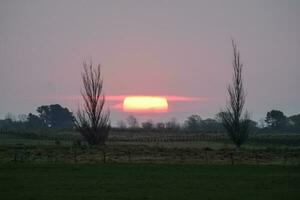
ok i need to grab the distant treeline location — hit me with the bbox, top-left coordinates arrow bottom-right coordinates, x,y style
0,104 -> 300,134
0,104 -> 75,132
116,110 -> 300,133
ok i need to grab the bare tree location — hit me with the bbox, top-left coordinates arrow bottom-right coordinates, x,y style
75,62 -> 110,145
221,40 -> 251,149
165,118 -> 180,131
126,115 -> 139,128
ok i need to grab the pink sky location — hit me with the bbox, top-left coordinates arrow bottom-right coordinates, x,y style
1,1 -> 300,125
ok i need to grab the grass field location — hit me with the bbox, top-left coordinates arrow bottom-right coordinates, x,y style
0,132 -> 299,199
0,163 -> 299,200
2,131 -> 300,149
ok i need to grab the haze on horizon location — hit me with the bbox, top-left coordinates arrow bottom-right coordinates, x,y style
0,0 -> 300,125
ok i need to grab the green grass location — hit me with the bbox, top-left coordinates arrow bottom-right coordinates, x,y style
0,163 -> 299,200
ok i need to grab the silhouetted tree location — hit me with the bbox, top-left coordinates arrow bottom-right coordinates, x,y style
246,119 -> 258,133
184,115 -> 202,132
202,118 -> 222,133
126,115 -> 139,128
289,114 -> 300,130
75,62 -> 110,145
142,120 -> 154,130
37,104 -> 75,128
265,110 -> 288,130
215,112 -> 227,123
27,113 -> 45,128
165,118 -> 180,131
221,40 -> 251,148
156,122 -> 165,130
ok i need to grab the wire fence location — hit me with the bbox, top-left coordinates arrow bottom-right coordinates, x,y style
0,144 -> 300,165
1,130 -> 300,165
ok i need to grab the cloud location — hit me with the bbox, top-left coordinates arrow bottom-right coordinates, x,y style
43,95 -> 208,102
165,96 -> 207,102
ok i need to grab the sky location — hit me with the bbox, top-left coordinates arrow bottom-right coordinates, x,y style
0,0 -> 300,125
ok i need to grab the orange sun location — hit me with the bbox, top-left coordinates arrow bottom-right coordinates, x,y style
123,96 -> 168,113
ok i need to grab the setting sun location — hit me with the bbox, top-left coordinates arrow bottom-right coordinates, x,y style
123,96 -> 168,113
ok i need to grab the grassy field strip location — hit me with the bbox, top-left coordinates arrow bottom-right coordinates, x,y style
0,163 -> 299,200
1,144 -> 300,165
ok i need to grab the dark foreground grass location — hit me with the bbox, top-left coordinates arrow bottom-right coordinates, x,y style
0,163 -> 299,200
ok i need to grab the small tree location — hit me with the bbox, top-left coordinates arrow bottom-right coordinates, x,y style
156,122 -> 165,130
142,120 -> 154,130
37,104 -> 75,128
27,113 -> 45,129
289,114 -> 300,131
126,115 -> 139,129
165,118 -> 180,131
75,62 -> 110,145
184,115 -> 202,132
265,110 -> 287,129
221,40 -> 251,149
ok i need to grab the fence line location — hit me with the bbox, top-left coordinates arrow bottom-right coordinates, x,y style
0,144 -> 299,165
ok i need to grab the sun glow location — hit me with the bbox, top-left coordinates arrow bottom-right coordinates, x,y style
123,96 -> 168,113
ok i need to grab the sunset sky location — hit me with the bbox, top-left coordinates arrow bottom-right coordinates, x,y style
1,0 -> 300,125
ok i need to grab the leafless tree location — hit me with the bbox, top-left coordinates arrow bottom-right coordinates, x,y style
75,62 -> 110,145
165,118 -> 180,131
126,115 -> 139,128
221,40 -> 251,149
